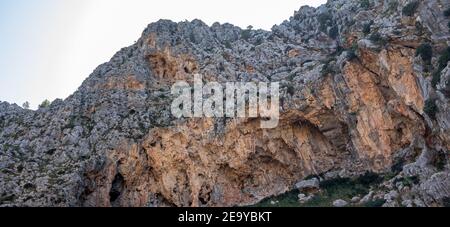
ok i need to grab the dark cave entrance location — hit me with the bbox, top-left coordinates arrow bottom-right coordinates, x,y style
109,172 -> 125,205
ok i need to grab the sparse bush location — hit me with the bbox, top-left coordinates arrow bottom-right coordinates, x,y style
430,47 -> 450,88
424,98 -> 438,120
189,33 -> 196,43
369,32 -> 387,46
360,0 -> 370,10
362,21 -> 373,35
444,81 -> 450,98
444,8 -> 450,17
415,43 -> 433,64
38,99 -> 51,109
22,101 -> 30,109
402,1 -> 420,17
224,41 -> 232,49
241,30 -> 251,41
255,37 -> 263,46
329,25 -> 339,39
393,176 -> 419,188
346,50 -> 358,61
356,171 -> 383,186
286,84 -> 295,96
388,0 -> 399,11
241,26 -> 253,41
364,199 -> 386,207
321,58 -> 337,77
432,70 -> 442,88
403,176 -> 420,187
434,150 -> 448,171
318,12 -> 332,32
438,47 -> 450,70
442,197 -> 450,207
391,158 -> 405,173
319,177 -> 351,189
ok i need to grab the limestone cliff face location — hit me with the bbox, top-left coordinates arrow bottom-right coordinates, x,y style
1,0 -> 449,207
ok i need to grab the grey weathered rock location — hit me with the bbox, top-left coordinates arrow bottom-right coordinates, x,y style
360,191 -> 374,204
384,191 -> 399,202
295,178 -> 320,191
418,171 -> 450,206
298,193 -> 313,203
0,0 -> 449,207
333,199 -> 348,207
351,196 -> 361,203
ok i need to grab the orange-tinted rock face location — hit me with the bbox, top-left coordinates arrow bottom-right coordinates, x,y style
147,48 -> 198,80
98,75 -> 146,91
82,117 -> 341,207
80,42 -> 430,207
2,1 -> 449,208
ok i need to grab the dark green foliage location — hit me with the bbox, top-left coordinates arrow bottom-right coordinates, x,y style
415,43 -> 433,64
432,70 -> 442,88
393,176 -> 419,188
430,47 -> 450,88
346,50 -> 358,61
38,99 -> 51,109
362,21 -> 373,35
363,199 -> 386,207
318,12 -> 332,32
317,177 -> 370,202
442,197 -> 450,207
444,81 -> 450,98
434,150 -> 448,171
287,84 -> 295,96
224,41 -> 232,49
329,25 -> 339,39
22,101 -> 30,109
404,176 -> 420,187
424,98 -> 438,120
402,1 -> 420,17
255,37 -> 263,46
391,159 -> 405,173
0,194 -> 15,203
241,29 -> 251,41
448,21 -> 450,30
438,47 -> 450,70
369,32 -> 387,46
388,0 -> 399,11
415,21 -> 424,35
360,0 -> 370,9
355,171 -> 383,186
444,8 -> 450,17
189,33 -> 196,43
249,172 -> 387,207
321,57 -> 337,77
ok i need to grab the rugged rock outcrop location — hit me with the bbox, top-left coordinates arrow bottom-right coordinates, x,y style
1,0 -> 449,207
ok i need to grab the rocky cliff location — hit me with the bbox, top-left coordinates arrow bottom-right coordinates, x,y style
1,0 -> 449,207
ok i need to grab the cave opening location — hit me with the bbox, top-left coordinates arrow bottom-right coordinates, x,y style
109,172 -> 125,205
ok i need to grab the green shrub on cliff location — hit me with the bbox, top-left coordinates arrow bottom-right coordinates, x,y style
416,43 -> 433,64
402,1 -> 419,17
424,99 -> 438,120
38,99 -> 51,109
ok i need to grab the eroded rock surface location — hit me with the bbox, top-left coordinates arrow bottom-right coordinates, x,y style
1,0 -> 449,207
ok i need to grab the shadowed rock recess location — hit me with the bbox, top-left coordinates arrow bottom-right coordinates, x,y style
1,0 -> 450,207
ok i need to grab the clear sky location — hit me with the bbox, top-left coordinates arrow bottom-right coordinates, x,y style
0,0 -> 326,109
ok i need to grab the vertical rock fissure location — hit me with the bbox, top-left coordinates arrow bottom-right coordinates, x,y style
109,172 -> 125,206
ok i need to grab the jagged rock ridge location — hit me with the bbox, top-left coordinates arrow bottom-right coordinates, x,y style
0,0 -> 449,207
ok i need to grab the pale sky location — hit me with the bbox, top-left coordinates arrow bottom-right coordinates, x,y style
0,0 -> 326,109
